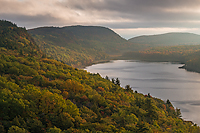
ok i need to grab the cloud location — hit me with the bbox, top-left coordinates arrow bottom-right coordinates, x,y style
113,27 -> 200,39
1,0 -> 200,38
0,13 -> 64,28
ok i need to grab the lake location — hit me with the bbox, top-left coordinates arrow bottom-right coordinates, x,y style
85,60 -> 200,125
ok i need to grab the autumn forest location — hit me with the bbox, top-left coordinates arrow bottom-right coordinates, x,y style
1,20 -> 200,133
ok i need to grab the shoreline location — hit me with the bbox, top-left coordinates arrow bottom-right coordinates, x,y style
82,58 -> 200,75
78,59 -> 111,69
84,59 -> 200,125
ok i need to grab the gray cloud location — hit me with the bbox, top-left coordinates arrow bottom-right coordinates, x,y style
1,0 -> 200,38
57,0 -> 200,28
0,13 -> 65,28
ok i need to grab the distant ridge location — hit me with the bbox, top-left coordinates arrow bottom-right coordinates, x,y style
29,25 -> 127,52
128,32 -> 200,46
28,25 -> 130,67
1,20 -> 200,133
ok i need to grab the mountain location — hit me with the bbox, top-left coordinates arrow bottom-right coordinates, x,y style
0,20 -> 43,56
1,20 -> 200,132
128,32 -> 200,46
126,33 -> 200,74
121,43 -> 200,73
28,26 -> 130,67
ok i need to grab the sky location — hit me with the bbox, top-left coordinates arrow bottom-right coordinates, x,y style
1,0 -> 200,39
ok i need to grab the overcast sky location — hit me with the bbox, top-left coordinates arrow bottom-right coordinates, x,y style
1,0 -> 200,39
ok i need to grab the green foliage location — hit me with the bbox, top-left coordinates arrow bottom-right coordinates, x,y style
121,44 -> 200,73
0,20 -> 200,133
0,124 -> 6,133
8,126 -> 28,133
26,119 -> 45,133
47,126 -> 62,133
28,26 -> 132,67
0,20 -> 42,57
129,32 -> 200,46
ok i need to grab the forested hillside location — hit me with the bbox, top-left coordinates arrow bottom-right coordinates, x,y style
180,50 -> 200,73
129,33 -> 200,47
28,29 -> 200,68
1,20 -> 200,132
125,33 -> 200,73
28,26 -> 131,67
0,20 -> 43,57
121,44 -> 200,73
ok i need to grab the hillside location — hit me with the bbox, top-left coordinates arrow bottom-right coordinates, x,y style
121,44 -> 200,73
124,32 -> 200,73
28,26 -> 130,67
1,20 -> 200,132
0,20 -> 43,57
180,50 -> 200,73
128,32 -> 200,47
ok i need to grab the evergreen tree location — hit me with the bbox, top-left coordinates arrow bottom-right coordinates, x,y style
116,78 -> 120,86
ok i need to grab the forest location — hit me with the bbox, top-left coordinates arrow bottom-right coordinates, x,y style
128,32 -> 200,46
1,20 -> 200,132
121,44 -> 200,73
28,26 -> 132,68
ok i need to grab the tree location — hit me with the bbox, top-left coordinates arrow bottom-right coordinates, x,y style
105,76 -> 109,80
12,116 -> 27,129
116,78 -> 120,86
176,108 -> 182,118
8,66 -> 19,75
135,121 -> 151,133
47,126 -> 62,133
148,93 -> 151,98
166,99 -> 173,109
145,98 -> 158,121
125,85 -> 132,92
8,126 -> 28,133
166,99 -> 172,106
53,112 -> 74,130
27,119 -> 45,133
111,78 -> 115,84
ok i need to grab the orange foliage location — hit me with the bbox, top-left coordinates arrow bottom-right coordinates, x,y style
96,87 -> 105,92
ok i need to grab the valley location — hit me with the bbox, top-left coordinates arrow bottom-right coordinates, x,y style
1,20 -> 200,132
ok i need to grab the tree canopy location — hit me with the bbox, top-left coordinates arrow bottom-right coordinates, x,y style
0,20 -> 200,133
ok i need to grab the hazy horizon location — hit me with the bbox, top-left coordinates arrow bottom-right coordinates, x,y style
21,24 -> 200,40
1,0 -> 200,39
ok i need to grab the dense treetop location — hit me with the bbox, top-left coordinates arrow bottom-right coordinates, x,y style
0,20 -> 200,132
0,20 -> 43,57
121,44 -> 200,73
28,25 -> 132,67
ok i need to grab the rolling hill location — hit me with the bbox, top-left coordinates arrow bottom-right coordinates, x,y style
128,32 -> 200,47
28,26 -> 131,67
0,20 -> 43,57
1,20 -> 200,132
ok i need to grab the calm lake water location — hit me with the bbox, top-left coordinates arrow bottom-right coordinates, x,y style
85,60 -> 200,125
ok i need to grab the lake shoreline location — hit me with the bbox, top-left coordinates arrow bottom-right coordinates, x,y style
78,59 -> 111,70
85,60 -> 200,125
81,58 -> 189,72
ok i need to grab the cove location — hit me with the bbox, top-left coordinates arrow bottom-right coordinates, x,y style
85,60 -> 200,125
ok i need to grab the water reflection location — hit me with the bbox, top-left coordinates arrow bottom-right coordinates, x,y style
85,60 -> 200,125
